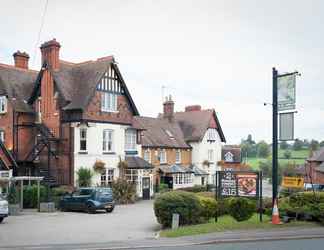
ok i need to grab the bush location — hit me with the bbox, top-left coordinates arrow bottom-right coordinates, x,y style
217,197 -> 234,216
199,196 -> 217,221
158,183 -> 170,193
262,197 -> 273,216
196,192 -> 215,199
154,191 -> 203,228
23,185 -> 49,208
111,178 -> 136,204
228,197 -> 256,221
77,167 -> 93,187
7,184 -> 19,204
178,185 -> 207,193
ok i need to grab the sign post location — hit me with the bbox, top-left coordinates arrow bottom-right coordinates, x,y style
215,170 -> 263,222
272,68 -> 279,206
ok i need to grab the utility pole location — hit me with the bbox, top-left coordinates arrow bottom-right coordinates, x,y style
272,67 -> 278,205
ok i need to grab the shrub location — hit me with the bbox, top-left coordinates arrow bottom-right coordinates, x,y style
217,197 -> 234,216
7,184 -> 19,204
111,178 -> 136,204
199,196 -> 217,221
154,191 -> 203,228
196,192 -> 215,199
93,160 -> 106,173
158,183 -> 170,193
23,185 -> 48,208
77,167 -> 93,187
178,185 -> 207,193
228,197 -> 256,221
262,197 -> 273,216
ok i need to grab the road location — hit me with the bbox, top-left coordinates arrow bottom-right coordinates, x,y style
138,238 -> 324,250
0,200 -> 159,249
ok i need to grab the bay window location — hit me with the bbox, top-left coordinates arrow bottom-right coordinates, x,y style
101,169 -> 114,186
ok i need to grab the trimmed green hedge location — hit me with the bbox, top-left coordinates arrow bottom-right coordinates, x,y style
154,191 -> 203,228
199,196 -> 217,220
228,197 -> 256,221
178,185 -> 207,193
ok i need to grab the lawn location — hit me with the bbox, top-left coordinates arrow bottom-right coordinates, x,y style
160,214 -> 319,238
246,149 -> 309,170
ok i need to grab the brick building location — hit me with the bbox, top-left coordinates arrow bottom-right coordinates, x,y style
0,39 -> 153,199
305,147 -> 324,185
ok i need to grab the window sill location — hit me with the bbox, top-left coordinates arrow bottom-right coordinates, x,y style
103,151 -> 116,155
0,111 -> 7,114
78,151 -> 88,154
101,109 -> 119,113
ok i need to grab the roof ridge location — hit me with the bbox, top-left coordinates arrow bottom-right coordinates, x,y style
0,63 -> 38,74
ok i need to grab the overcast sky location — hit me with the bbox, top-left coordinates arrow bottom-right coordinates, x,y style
1,0 -> 323,144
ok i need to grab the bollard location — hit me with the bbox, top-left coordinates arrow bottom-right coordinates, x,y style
172,213 -> 179,229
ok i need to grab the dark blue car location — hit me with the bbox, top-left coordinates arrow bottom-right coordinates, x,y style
60,187 -> 115,213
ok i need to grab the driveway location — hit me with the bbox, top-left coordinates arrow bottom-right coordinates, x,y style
0,200 -> 160,248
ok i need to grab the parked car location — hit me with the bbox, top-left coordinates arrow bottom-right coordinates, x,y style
304,183 -> 324,191
0,194 -> 9,223
60,187 -> 115,213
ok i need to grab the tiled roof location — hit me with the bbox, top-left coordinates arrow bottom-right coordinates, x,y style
133,116 -> 191,148
125,156 -> 154,169
173,109 -> 226,142
159,164 -> 194,174
308,148 -> 324,162
190,164 -> 208,175
0,64 -> 37,113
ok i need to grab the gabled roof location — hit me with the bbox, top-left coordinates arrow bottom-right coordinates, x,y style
28,58 -> 139,115
308,147 -> 324,162
125,156 -> 154,169
133,116 -> 191,148
0,63 -> 37,113
222,146 -> 241,163
173,109 -> 226,143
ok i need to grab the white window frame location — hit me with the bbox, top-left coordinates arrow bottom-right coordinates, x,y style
144,150 -> 151,163
101,92 -> 117,112
103,129 -> 114,152
175,149 -> 181,164
79,128 -> 87,152
208,149 -> 214,162
0,130 -> 4,142
159,149 -> 167,164
125,169 -> 138,184
125,129 -> 137,151
101,168 -> 114,186
0,96 -> 7,114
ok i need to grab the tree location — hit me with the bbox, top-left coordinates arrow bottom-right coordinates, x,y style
284,150 -> 292,159
77,167 -> 93,187
257,141 -> 270,158
293,139 -> 303,151
320,141 -> 324,147
246,134 -> 255,145
280,141 -> 289,150
310,139 -> 319,151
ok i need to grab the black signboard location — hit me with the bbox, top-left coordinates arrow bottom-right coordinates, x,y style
215,170 -> 263,222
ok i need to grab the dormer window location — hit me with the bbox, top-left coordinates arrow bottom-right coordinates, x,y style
101,92 -> 117,112
207,128 -> 217,141
0,96 -> 7,114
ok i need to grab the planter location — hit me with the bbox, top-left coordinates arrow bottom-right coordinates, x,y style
9,204 -> 20,216
39,202 -> 56,213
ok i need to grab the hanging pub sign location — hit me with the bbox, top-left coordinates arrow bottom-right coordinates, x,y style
279,112 -> 294,141
278,74 -> 296,111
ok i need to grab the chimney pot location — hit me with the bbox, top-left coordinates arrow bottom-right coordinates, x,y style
13,51 -> 30,69
185,105 -> 201,112
40,38 -> 61,70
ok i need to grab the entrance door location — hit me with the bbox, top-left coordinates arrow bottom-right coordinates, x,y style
142,177 -> 150,200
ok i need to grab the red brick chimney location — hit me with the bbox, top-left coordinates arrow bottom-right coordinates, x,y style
13,51 -> 29,69
185,105 -> 201,112
163,95 -> 174,122
40,38 -> 61,70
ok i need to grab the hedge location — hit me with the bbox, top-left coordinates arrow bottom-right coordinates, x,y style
154,191 -> 203,228
178,185 -> 207,193
199,196 -> 217,220
228,197 -> 256,221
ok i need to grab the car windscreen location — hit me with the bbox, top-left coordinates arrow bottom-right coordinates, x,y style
78,189 -> 93,195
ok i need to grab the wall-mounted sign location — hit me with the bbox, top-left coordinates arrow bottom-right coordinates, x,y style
282,176 -> 304,188
0,170 -> 12,179
279,112 -> 294,141
278,74 -> 296,111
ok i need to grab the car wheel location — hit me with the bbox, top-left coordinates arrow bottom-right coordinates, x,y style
106,206 -> 114,213
87,204 -> 95,214
0,217 -> 4,223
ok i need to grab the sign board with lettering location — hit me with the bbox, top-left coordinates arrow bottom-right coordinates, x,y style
279,112 -> 294,141
282,176 -> 304,188
278,74 -> 296,111
0,170 -> 12,179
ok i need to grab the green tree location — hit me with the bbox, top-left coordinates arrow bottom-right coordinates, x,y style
257,141 -> 270,158
293,138 -> 303,151
284,150 -> 292,159
320,141 -> 324,147
280,141 -> 289,150
310,139 -> 319,151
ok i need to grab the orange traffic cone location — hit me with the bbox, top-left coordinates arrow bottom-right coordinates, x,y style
271,199 -> 282,225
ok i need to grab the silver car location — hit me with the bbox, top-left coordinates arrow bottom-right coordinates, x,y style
0,195 -> 9,223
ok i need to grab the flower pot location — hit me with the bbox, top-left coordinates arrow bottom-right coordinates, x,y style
9,204 -> 20,216
39,202 -> 56,213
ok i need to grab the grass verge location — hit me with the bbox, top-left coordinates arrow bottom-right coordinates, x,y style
160,214 -> 320,238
